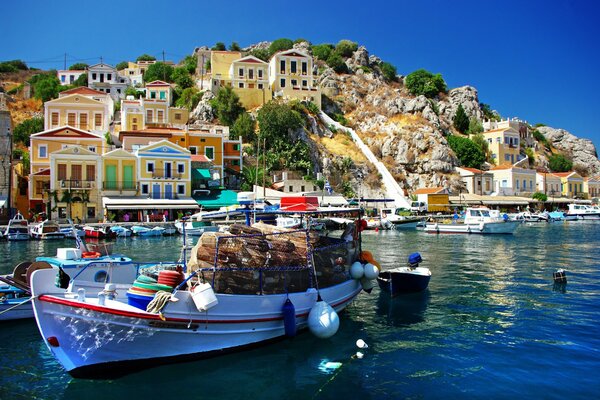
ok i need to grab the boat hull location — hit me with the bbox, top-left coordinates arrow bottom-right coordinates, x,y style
377,267 -> 431,296
0,300 -> 34,321
31,269 -> 361,378
424,220 -> 520,234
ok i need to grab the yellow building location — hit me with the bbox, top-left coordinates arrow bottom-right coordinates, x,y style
481,125 -> 521,165
49,146 -> 102,222
490,165 -> 536,195
553,171 -> 584,198
268,49 -> 322,109
210,51 -> 242,89
101,148 -> 138,195
230,55 -> 272,109
536,171 -> 562,196
584,176 -> 600,199
29,126 -> 106,213
145,80 -> 173,105
135,140 -> 191,200
45,87 -> 113,135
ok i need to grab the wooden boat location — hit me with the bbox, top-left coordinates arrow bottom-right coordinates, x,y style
4,212 -> 30,241
30,220 -> 66,240
377,253 -> 431,296
30,205 -> 376,378
424,207 -> 520,234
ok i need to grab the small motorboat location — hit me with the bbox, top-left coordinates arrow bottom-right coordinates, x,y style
4,212 -> 30,241
131,225 -> 165,236
377,253 -> 431,296
174,220 -> 219,236
162,225 -> 178,235
60,226 -> 86,238
110,226 -> 132,237
83,225 -> 116,239
30,220 -> 66,240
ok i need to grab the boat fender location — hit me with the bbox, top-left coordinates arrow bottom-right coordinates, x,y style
350,262 -> 365,280
434,223 -> 439,231
360,277 -> 376,293
466,226 -> 471,233
479,222 -> 484,231
308,300 -> 340,339
82,251 -> 101,259
282,298 -> 297,337
363,263 -> 380,280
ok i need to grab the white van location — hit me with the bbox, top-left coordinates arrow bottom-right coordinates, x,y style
410,201 -> 427,214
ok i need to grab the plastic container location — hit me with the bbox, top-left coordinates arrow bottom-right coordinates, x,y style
191,283 -> 218,311
126,291 -> 154,310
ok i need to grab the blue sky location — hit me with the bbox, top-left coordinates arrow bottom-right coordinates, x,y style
2,0 -> 599,151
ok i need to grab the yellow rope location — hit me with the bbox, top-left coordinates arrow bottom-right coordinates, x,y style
145,291 -> 174,319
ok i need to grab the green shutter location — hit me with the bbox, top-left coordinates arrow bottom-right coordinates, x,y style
123,165 -> 134,190
105,165 -> 117,189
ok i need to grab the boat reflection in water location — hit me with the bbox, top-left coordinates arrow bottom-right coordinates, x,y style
376,290 -> 430,327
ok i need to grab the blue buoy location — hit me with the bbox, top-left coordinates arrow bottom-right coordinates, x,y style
282,298 -> 297,337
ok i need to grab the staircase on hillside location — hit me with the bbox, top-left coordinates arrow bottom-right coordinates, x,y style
319,112 -> 412,209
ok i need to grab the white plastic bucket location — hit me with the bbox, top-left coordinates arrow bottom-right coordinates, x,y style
191,283 -> 218,312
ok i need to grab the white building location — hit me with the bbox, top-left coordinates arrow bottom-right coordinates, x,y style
268,49 -> 321,108
88,63 -> 130,101
57,70 -> 86,86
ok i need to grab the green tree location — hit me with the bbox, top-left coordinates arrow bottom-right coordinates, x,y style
231,112 -> 255,142
125,86 -> 143,99
172,67 -> 193,89
447,134 -> 485,168
249,48 -> 270,62
229,42 -> 241,51
211,42 -> 226,51
466,117 -> 483,135
380,62 -> 397,82
335,40 -> 358,58
453,104 -> 470,133
326,53 -> 347,73
471,133 -> 490,161
294,38 -> 310,45
180,55 -> 197,74
176,87 -> 203,111
480,103 -> 500,121
68,63 -> 88,70
0,60 -> 28,72
73,73 -> 88,87
210,86 -> 245,126
14,117 -> 44,146
405,69 -> 447,98
30,72 -> 61,101
311,44 -> 334,60
532,192 -> 548,202
256,101 -> 304,145
269,38 -> 294,56
116,61 -> 128,70
241,165 -> 269,191
136,54 -> 156,62
548,154 -> 573,172
143,62 -> 174,83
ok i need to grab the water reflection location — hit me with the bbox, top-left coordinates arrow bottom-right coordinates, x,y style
376,290 -> 430,327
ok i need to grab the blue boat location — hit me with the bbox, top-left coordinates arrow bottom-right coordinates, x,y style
377,253 -> 431,296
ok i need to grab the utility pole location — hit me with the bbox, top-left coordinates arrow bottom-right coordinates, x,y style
162,50 -> 166,81
64,53 -> 66,70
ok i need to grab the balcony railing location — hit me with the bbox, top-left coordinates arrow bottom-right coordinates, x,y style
103,181 -> 138,191
141,191 -> 182,200
151,169 -> 183,179
59,180 -> 96,189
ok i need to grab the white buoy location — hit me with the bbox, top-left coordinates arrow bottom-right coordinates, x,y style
363,263 -> 379,280
350,262 -> 365,280
356,339 -> 368,349
308,300 -> 340,339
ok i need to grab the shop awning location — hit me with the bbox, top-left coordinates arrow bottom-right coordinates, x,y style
194,190 -> 239,209
102,197 -> 200,210
192,168 -> 211,180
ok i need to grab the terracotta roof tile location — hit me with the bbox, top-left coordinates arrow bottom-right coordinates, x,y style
413,187 -> 446,195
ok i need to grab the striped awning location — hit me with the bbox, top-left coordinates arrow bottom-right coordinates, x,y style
102,197 -> 199,210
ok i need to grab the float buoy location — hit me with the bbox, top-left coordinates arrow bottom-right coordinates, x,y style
282,298 -> 297,337
360,277 -> 376,293
553,269 -> 567,283
363,263 -> 379,280
308,300 -> 340,339
82,251 -> 101,259
350,262 -> 365,279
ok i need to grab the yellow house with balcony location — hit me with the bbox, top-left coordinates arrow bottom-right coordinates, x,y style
29,126 -> 106,213
230,55 -> 272,109
49,146 -> 102,222
44,87 -> 113,135
210,51 -> 242,90
480,125 -> 521,165
584,176 -> 600,199
102,148 -> 138,195
553,171 -> 584,198
268,49 -> 322,109
135,140 -> 191,200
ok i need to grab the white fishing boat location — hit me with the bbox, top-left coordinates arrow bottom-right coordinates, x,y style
131,225 -> 165,236
30,220 -> 66,240
30,206 -> 377,378
110,226 -> 132,237
60,226 -> 86,238
174,220 -> 219,236
4,212 -> 30,241
424,207 -> 520,234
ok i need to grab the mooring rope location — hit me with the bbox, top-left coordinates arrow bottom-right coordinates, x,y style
0,296 -> 37,316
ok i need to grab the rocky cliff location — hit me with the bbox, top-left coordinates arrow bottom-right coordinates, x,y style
537,126 -> 600,175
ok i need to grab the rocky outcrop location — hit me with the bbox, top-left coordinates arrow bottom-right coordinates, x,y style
438,86 -> 483,124
538,126 -> 600,175
345,46 -> 369,72
190,91 -> 215,122
292,41 -> 311,55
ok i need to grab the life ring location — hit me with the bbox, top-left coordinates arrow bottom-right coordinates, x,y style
82,251 -> 101,259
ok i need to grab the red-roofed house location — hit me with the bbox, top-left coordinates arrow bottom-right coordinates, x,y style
552,171 -> 584,197
229,55 -> 272,108
45,88 -> 114,133
456,167 -> 494,195
584,175 -> 600,199
490,165 -> 536,196
268,49 -> 321,109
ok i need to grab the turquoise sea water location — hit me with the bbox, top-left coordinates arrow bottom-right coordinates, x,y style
1,223 -> 600,399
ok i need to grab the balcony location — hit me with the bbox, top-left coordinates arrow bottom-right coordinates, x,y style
103,181 -> 138,191
141,191 -> 182,200
59,180 -> 96,189
151,168 -> 183,179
